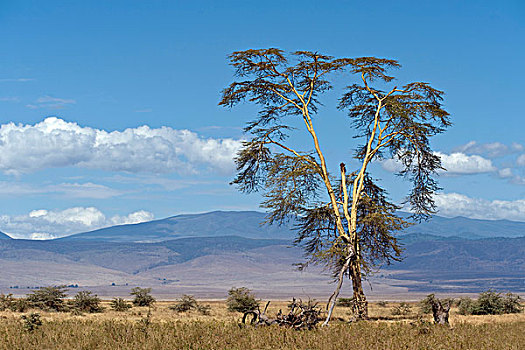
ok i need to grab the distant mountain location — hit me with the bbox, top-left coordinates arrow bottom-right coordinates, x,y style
60,211 -> 295,243
0,234 -> 523,295
59,211 -> 525,244
0,231 -> 11,240
400,213 -> 525,239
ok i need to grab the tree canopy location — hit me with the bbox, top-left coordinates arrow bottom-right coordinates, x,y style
220,48 -> 450,322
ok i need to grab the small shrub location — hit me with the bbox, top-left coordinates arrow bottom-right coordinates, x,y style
10,298 -> 30,313
130,287 -> 155,307
391,302 -> 412,316
70,291 -> 103,313
502,293 -> 523,314
377,301 -> 388,307
196,304 -> 211,316
471,290 -> 505,315
456,291 -> 523,315
26,286 -> 68,312
336,297 -> 353,307
419,294 -> 454,314
226,287 -> 259,313
457,297 -> 475,315
110,297 -> 132,311
21,313 -> 42,332
170,295 -> 211,315
0,293 -> 14,311
170,295 -> 198,313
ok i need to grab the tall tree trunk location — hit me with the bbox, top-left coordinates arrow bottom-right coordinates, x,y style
349,259 -> 368,319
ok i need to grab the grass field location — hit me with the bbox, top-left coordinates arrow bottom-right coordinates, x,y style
0,301 -> 523,349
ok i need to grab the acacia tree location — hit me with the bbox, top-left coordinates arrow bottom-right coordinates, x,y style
220,49 -> 450,323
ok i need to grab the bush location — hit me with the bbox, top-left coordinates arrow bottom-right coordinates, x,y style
336,298 -> 353,307
21,313 -> 42,332
26,286 -> 68,312
110,297 -> 132,311
170,295 -> 211,315
377,301 -> 388,307
419,294 -> 454,314
471,290 -> 505,315
457,297 -> 475,315
502,293 -> 523,314
226,287 -> 259,313
130,287 -> 155,307
456,291 -> 523,315
391,302 -> 412,316
70,291 -> 103,313
170,295 -> 197,312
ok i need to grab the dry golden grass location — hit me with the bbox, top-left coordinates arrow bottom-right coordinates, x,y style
0,300 -> 523,349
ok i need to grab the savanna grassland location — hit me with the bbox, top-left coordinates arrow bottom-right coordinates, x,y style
0,301 -> 523,350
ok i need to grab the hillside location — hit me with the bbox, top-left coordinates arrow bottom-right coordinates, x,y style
0,234 -> 523,297
0,231 -> 11,239
60,211 -> 295,243
400,214 -> 525,239
58,211 -> 525,243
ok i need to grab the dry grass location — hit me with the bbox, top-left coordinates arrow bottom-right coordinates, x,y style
0,300 -> 523,349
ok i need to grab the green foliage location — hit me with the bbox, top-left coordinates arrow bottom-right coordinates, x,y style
110,297 -> 132,311
26,286 -> 68,312
336,298 -> 353,307
226,287 -> 259,313
391,302 -> 412,316
0,293 -> 27,312
457,297 -> 475,315
170,295 -> 197,312
130,287 -> 155,307
70,291 -> 103,313
170,295 -> 212,315
502,293 -> 523,314
471,290 -> 505,315
220,49 -> 450,321
457,291 -> 523,315
20,313 -> 42,332
419,294 -> 454,314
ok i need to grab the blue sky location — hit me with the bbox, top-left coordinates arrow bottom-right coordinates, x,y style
0,0 -> 524,239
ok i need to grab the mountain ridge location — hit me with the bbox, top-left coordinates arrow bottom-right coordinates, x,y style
56,210 -> 525,243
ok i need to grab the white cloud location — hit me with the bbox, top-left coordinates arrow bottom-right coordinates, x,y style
26,96 -> 76,109
498,168 -> 513,178
0,207 -> 154,239
517,154 -> 525,167
434,193 -> 525,222
0,181 -> 123,199
453,141 -> 521,158
0,78 -> 34,82
0,97 -> 21,103
435,152 -> 496,175
0,117 -> 241,175
381,151 -> 496,175
109,210 -> 154,226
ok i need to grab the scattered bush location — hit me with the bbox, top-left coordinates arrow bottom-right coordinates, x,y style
226,287 -> 259,313
419,294 -> 454,314
130,287 -> 155,307
26,286 -> 68,312
456,291 -> 523,315
391,302 -> 412,316
70,291 -> 103,313
170,295 -> 197,312
170,295 -> 211,315
376,301 -> 388,307
501,293 -> 523,314
457,297 -> 475,315
110,298 -> 132,311
21,313 -> 42,332
336,298 -> 353,307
